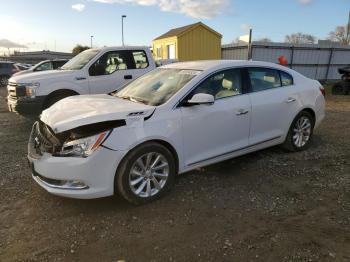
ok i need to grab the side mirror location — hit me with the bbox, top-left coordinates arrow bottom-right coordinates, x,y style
186,93 -> 214,106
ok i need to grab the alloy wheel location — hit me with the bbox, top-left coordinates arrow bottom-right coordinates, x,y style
292,116 -> 312,148
129,152 -> 169,198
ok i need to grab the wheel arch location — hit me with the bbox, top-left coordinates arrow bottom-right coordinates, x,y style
118,139 -> 179,174
300,107 -> 316,125
113,139 -> 180,194
43,89 -> 80,109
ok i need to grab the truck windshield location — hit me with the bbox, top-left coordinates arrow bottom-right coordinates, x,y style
115,68 -> 201,106
61,49 -> 99,70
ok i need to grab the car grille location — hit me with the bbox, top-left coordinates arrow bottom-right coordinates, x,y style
28,121 -> 62,158
7,82 -> 17,98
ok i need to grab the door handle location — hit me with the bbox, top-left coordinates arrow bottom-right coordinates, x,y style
286,97 -> 296,103
75,77 -> 86,80
236,109 -> 249,115
124,75 -> 132,80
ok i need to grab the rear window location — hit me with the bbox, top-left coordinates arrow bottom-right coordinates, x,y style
132,51 -> 149,69
248,68 -> 281,92
280,71 -> 293,86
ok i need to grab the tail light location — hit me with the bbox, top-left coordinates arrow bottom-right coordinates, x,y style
319,86 -> 325,97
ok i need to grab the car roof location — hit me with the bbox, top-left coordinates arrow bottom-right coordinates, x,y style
162,60 -> 295,73
0,61 -> 14,64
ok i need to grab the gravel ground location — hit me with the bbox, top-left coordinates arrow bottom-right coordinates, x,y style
0,88 -> 349,262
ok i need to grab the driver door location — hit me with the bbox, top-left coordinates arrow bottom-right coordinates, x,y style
180,68 -> 251,166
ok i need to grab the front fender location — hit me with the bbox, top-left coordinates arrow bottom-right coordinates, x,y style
36,80 -> 89,96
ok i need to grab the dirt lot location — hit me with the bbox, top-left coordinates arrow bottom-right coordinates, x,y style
0,88 -> 349,262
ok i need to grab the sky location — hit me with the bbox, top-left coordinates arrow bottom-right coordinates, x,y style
0,0 -> 348,53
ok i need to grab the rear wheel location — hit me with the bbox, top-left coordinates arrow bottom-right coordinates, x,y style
282,111 -> 314,152
0,75 -> 9,87
116,142 -> 176,205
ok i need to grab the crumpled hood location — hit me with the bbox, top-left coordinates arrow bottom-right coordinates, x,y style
10,69 -> 76,83
40,94 -> 155,133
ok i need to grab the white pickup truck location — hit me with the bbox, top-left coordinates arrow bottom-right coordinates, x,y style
7,46 -> 156,115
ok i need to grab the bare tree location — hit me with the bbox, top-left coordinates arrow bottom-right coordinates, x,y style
328,25 -> 350,45
285,33 -> 316,44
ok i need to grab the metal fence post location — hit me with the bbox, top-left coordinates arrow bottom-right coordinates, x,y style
325,48 -> 334,81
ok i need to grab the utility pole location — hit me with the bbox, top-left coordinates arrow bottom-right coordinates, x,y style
347,11 -> 350,44
122,15 -> 127,46
90,35 -> 94,48
248,28 -> 253,60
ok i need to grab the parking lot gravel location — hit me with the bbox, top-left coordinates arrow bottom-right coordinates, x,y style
0,88 -> 349,262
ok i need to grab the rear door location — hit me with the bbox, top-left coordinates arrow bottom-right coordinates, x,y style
88,50 -> 151,94
181,68 -> 251,166
246,67 -> 299,145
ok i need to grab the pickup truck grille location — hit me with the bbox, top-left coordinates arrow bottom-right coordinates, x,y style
28,121 -> 62,158
7,82 -> 17,98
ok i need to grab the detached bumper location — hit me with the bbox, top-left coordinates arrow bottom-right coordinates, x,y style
7,95 -> 45,115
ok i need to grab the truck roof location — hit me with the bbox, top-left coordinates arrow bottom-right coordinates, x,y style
92,46 -> 150,52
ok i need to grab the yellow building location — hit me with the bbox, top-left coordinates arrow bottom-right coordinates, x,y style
152,22 -> 222,61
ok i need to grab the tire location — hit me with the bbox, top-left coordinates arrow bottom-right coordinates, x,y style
282,111 -> 314,152
116,142 -> 176,205
332,83 -> 347,95
0,75 -> 9,87
43,92 -> 76,110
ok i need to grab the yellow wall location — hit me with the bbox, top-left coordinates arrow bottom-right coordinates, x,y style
152,37 -> 178,60
178,25 -> 221,61
152,25 -> 221,61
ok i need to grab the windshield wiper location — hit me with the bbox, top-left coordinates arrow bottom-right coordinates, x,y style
119,95 -> 148,105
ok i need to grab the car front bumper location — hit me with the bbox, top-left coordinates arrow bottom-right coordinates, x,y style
7,95 -> 46,115
28,147 -> 126,199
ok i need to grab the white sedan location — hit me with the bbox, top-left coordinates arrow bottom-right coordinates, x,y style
28,60 -> 325,204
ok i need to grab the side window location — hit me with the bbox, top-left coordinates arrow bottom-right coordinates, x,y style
280,71 -> 293,86
35,62 -> 53,71
132,51 -> 149,69
248,68 -> 281,92
192,69 -> 242,100
89,51 -> 134,76
53,61 -> 67,69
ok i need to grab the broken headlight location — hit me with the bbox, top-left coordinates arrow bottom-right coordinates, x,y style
58,131 -> 110,157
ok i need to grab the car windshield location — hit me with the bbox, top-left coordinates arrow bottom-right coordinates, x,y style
114,68 -> 201,106
61,49 -> 99,70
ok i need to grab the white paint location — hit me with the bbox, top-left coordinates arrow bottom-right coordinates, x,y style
30,60 -> 325,199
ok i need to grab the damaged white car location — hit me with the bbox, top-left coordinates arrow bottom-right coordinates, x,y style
28,60 -> 325,204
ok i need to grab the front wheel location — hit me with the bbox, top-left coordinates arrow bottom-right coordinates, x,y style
282,111 -> 314,152
116,142 -> 176,205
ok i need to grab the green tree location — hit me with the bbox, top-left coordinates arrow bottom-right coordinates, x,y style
72,44 -> 90,55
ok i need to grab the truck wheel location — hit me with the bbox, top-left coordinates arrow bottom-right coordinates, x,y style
0,75 -> 9,87
116,142 -> 176,205
332,84 -> 347,95
43,91 -> 77,109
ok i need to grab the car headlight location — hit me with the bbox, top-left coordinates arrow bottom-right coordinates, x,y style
18,82 -> 40,98
58,131 -> 110,157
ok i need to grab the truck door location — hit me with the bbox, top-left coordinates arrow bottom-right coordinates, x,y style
88,50 -> 151,94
